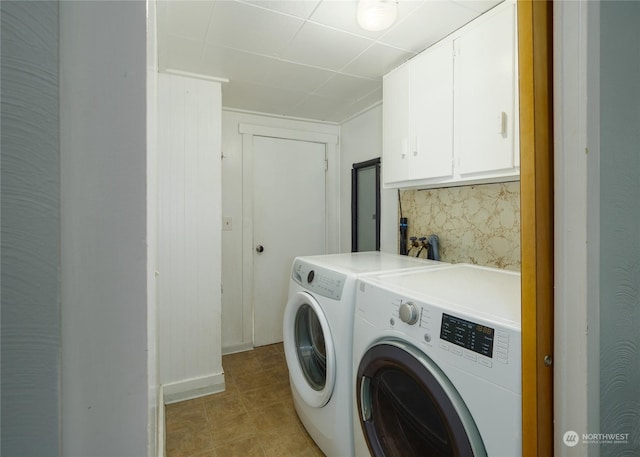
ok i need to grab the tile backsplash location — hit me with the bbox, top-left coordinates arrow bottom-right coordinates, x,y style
400,181 -> 521,271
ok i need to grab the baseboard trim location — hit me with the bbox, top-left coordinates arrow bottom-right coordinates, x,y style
158,384 -> 165,457
222,342 -> 253,355
162,372 -> 225,404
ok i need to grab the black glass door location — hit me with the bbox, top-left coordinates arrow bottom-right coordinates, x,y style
351,158 -> 381,252
357,342 -> 486,457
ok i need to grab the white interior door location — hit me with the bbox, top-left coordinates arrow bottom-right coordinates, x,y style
253,136 -> 326,347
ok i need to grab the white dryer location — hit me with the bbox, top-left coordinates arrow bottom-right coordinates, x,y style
352,264 -> 521,457
283,252 -> 444,457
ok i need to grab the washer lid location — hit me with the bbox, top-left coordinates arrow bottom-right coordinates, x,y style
294,252 -> 442,275
283,291 -> 336,408
362,264 -> 521,325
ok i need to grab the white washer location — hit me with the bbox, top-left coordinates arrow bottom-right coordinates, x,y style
283,252 -> 444,457
353,264 -> 521,457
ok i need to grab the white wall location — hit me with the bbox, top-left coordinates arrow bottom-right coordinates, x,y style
59,2 -> 151,456
221,110 -> 339,353
598,2 -> 640,453
1,2 -> 61,454
555,1 -> 640,455
339,105 -> 398,254
146,0 -> 160,454
157,73 -> 223,402
554,2 -> 598,455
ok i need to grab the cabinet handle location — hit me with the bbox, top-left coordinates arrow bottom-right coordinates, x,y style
498,111 -> 507,136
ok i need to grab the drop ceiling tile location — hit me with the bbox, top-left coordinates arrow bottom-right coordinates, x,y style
342,42 -> 415,79
289,93 -> 347,123
262,60 -> 335,93
452,0 -> 502,14
313,73 -> 380,103
222,80 -> 309,115
243,0 -> 321,19
157,0 -> 501,123
162,0 -> 214,41
308,0 -> 384,40
329,86 -> 383,122
309,0 -> 423,41
380,1 -> 479,52
206,1 -> 304,57
200,44 -> 278,83
280,21 -> 374,71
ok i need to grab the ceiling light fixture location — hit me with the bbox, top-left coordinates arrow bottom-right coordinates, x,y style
357,0 -> 398,32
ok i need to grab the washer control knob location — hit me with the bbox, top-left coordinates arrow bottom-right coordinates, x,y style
398,302 -> 419,325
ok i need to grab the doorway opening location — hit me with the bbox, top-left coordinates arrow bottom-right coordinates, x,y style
237,123 -> 340,350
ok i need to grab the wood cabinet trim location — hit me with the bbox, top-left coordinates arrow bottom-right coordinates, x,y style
517,1 -> 554,456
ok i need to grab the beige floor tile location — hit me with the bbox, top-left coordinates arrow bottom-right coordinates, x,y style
209,409 -> 258,444
252,402 -> 302,436
223,357 -> 261,375
213,436 -> 266,457
232,369 -> 277,391
166,346 -> 324,457
257,352 -> 288,372
191,449 -> 217,457
260,429 -> 319,457
202,390 -> 245,421
166,397 -> 205,420
166,406 -> 208,430
165,422 -> 214,457
262,365 -> 291,389
240,383 -> 291,412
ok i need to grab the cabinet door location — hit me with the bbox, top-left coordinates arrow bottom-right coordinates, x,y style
454,3 -> 516,175
382,64 -> 410,185
410,41 -> 454,180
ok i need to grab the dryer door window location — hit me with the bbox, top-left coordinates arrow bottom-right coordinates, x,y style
295,303 -> 327,390
283,291 -> 335,408
356,342 -> 486,457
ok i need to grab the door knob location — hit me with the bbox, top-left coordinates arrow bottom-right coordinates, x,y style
256,245 -> 264,253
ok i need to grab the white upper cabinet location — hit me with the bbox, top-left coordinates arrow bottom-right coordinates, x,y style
410,41 -> 455,181
382,63 -> 410,184
454,2 -> 517,176
382,0 -> 518,189
383,42 -> 454,185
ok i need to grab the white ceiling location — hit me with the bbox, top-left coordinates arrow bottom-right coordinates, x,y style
157,0 -> 501,123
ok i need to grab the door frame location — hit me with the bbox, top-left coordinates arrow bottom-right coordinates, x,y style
517,1 -> 554,455
239,123 -> 339,347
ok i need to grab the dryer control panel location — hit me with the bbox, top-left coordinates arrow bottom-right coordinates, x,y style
440,313 -> 495,359
292,259 -> 347,301
357,281 -> 521,394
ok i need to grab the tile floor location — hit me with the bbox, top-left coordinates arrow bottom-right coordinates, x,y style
165,343 -> 325,457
